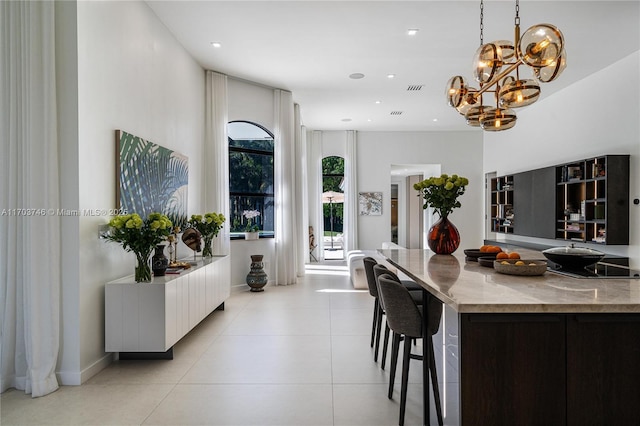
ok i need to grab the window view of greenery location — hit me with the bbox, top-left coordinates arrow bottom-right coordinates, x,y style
228,121 -> 274,237
322,156 -> 344,241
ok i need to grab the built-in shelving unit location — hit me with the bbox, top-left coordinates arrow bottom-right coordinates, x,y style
490,175 -> 514,234
555,155 -> 629,245
488,155 -> 629,244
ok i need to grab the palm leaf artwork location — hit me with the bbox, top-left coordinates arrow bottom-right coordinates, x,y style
116,130 -> 188,228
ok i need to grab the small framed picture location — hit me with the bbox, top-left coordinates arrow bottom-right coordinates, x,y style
359,192 -> 382,215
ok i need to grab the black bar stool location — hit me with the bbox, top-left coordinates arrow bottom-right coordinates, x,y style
378,274 -> 443,426
372,264 -> 422,370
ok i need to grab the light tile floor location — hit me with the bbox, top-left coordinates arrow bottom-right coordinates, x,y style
1,262 -> 447,426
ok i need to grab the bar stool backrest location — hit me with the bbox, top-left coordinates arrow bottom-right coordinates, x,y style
377,274 -> 422,338
362,257 -> 379,298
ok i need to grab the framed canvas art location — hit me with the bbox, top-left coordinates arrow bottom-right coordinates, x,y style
359,192 -> 382,215
116,130 -> 188,227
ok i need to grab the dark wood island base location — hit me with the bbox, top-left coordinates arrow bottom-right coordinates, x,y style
460,312 -> 640,425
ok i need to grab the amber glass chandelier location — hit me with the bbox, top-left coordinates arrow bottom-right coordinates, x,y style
445,0 -> 566,131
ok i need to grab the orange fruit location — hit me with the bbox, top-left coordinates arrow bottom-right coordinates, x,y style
496,252 -> 509,259
486,246 -> 502,253
479,245 -> 489,253
508,252 -> 521,259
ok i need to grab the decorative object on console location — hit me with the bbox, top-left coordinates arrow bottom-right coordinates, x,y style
246,254 -> 268,292
152,244 -> 169,276
445,0 -> 566,131
181,227 -> 202,259
167,226 -> 181,264
187,212 -> 226,257
115,130 -> 189,229
102,212 -> 172,282
414,174 -> 469,254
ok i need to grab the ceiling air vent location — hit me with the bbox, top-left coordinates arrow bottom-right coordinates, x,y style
407,85 -> 424,91
390,111 -> 403,116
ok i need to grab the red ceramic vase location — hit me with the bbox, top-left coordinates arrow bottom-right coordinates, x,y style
427,216 -> 460,255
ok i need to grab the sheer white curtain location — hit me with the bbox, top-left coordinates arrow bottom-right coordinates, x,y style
294,105 -> 308,273
307,131 -> 323,260
204,71 -> 230,255
1,0 -> 61,397
273,89 -> 298,285
343,130 -> 359,253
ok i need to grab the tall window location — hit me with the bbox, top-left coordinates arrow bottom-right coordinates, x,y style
228,121 -> 274,238
322,156 -> 344,241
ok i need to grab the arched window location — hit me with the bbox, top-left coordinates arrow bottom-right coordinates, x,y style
228,121 -> 274,238
322,156 -> 344,256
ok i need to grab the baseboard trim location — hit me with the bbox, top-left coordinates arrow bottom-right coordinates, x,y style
56,352 -> 115,385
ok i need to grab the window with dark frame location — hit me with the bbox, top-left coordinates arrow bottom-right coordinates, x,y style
228,121 -> 274,238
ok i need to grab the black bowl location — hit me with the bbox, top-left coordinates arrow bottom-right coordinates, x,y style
477,256 -> 496,268
542,246 -> 605,270
464,249 -> 499,262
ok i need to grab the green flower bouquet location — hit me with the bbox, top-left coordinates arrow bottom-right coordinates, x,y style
414,174 -> 469,218
187,212 -> 226,257
103,212 -> 172,282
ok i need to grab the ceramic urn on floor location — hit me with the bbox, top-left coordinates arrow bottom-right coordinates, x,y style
246,254 -> 268,291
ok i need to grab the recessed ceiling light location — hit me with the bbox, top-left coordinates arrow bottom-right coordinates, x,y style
367,119 -> 372,122
387,74 -> 396,79
349,73 -> 365,79
407,29 -> 419,36
210,42 -> 222,48
375,100 -> 382,104
433,118 -> 439,122
341,118 -> 352,122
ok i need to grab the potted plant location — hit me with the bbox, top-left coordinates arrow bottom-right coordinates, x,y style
414,174 -> 469,254
243,209 -> 261,240
103,212 -> 172,282
187,212 -> 226,257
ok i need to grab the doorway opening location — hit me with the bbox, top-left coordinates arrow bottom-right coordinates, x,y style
391,164 -> 441,249
322,156 -> 344,260
391,184 -> 398,244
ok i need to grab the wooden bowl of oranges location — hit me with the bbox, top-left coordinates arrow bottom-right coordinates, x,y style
494,258 -> 548,276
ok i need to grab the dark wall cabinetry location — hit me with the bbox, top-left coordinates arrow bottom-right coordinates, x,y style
555,155 -> 629,245
513,167 -> 556,239
490,167 -> 555,239
490,155 -> 629,245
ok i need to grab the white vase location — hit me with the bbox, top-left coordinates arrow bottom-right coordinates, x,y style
244,231 -> 259,240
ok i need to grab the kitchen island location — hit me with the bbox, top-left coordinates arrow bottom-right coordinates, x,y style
379,249 -> 640,426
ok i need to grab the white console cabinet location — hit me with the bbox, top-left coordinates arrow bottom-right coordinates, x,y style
105,255 -> 230,353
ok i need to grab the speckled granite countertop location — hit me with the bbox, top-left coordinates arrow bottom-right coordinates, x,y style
378,249 -> 640,313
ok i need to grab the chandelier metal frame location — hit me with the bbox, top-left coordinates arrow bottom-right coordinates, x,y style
446,0 -> 567,131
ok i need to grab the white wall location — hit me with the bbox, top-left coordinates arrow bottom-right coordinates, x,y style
356,131 -> 484,250
227,78 -> 276,287
55,0 -> 81,385
406,175 -> 423,249
59,0 -> 205,384
321,131 -> 347,158
484,51 -> 640,268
